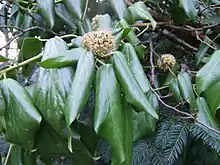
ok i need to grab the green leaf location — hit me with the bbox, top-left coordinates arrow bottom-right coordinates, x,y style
65,51 -> 94,126
0,55 -> 9,62
112,51 -> 158,119
121,100 -> 132,165
128,2 -> 157,29
195,37 -> 212,66
36,122 -> 70,157
196,50 -> 220,94
178,0 -> 197,22
55,3 -> 77,29
196,97 -> 219,130
178,72 -> 196,110
36,0 -> 55,28
94,64 -> 132,165
163,63 -> 180,86
39,48 -> 85,68
169,78 -> 183,102
10,145 -> 36,165
71,36 -> 83,48
204,81 -> 220,115
113,28 -> 131,44
64,0 -> 86,19
109,0 -> 127,19
1,78 -> 42,149
0,89 -> 5,116
19,37 -> 42,59
94,14 -> 112,30
121,43 -> 150,93
134,44 -> 146,60
34,37 -> 74,136
132,91 -> 158,142
116,19 -> 140,46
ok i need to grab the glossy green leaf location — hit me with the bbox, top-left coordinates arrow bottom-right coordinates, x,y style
178,72 -> 196,110
204,81 -> 220,115
36,0 -> 55,28
112,51 -> 158,119
0,89 -> 5,116
39,48 -> 85,68
113,28 -> 131,44
195,37 -> 212,66
71,36 -> 83,48
0,55 -> 9,62
0,116 -> 5,132
117,19 -> 140,46
196,97 -> 219,130
169,78 -> 183,102
95,14 -> 112,30
64,0 -> 86,19
196,50 -> 220,94
65,51 -> 94,126
134,44 -> 146,59
163,63 -> 180,86
19,37 -> 42,59
34,37 -> 74,136
109,0 -> 127,19
121,43 -> 150,93
178,0 -> 197,22
10,145 -> 36,165
55,3 -> 77,29
128,2 -> 157,29
132,91 -> 158,142
76,19 -> 93,36
94,64 -> 131,164
1,78 -> 42,149
120,100 -> 132,165
36,121 -> 94,162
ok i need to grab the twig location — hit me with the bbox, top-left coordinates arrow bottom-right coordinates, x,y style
149,42 -> 156,87
195,30 -> 217,50
0,25 -> 24,31
0,54 -> 42,75
162,30 -> 198,52
82,0 -> 89,19
151,87 -> 220,135
3,144 -> 13,165
0,26 -> 51,51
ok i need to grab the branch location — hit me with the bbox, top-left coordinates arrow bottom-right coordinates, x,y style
149,42 -> 156,87
0,54 -> 42,75
162,30 -> 198,52
0,26 -> 51,51
151,87 -> 220,135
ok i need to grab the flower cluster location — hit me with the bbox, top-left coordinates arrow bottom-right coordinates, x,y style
92,15 -> 100,30
82,30 -> 115,57
157,54 -> 176,71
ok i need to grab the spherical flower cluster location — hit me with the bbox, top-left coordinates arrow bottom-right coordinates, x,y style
82,30 -> 115,57
92,15 -> 101,30
157,54 -> 176,71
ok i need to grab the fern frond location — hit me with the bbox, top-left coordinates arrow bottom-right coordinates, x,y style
189,124 -> 220,154
164,123 -> 188,165
155,120 -> 189,165
132,139 -> 164,165
155,120 -> 177,149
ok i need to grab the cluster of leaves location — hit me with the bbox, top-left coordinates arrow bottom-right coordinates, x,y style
0,0 -> 220,165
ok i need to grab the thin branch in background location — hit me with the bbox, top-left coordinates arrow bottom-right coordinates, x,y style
162,30 -> 198,52
149,42 -> 156,87
82,0 -> 89,19
0,26 -> 51,51
195,30 -> 217,50
151,87 -> 220,135
0,25 -> 23,31
11,1 -> 57,35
